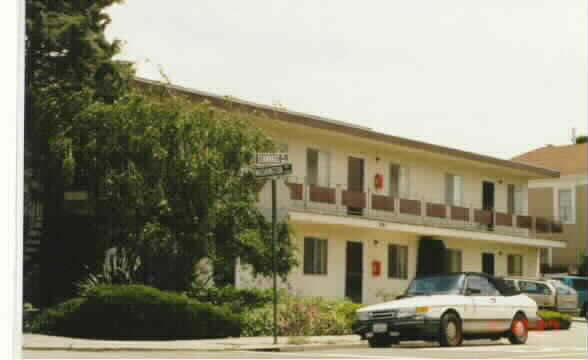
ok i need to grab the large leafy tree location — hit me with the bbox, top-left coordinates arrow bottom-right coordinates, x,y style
26,1 -> 297,304
25,0 -> 133,306
70,87 -> 297,291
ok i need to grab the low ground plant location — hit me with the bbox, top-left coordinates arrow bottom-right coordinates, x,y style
241,295 -> 361,337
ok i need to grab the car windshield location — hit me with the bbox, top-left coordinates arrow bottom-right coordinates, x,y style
405,274 -> 465,296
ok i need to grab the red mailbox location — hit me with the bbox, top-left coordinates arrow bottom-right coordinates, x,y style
372,260 -> 382,277
374,174 -> 384,189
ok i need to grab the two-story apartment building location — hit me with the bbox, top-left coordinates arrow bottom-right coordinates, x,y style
136,78 -> 566,304
512,143 -> 587,273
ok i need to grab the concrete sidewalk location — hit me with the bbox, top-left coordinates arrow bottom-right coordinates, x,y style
22,333 -> 364,352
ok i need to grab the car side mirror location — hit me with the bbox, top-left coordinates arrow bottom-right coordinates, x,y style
466,288 -> 481,295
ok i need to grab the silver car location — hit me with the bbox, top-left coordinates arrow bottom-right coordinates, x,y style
501,277 -> 578,314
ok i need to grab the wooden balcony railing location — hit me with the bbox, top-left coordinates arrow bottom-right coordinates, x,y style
278,182 -> 565,240
309,184 -> 336,204
451,206 -> 469,222
372,194 -> 395,212
399,199 -> 421,216
342,190 -> 366,209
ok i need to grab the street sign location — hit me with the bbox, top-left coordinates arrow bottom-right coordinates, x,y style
256,152 -> 288,164
253,163 -> 292,178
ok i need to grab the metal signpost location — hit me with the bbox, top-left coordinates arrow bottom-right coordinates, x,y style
253,153 -> 291,345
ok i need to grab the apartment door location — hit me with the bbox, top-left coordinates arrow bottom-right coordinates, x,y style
345,241 -> 363,303
482,181 -> 495,230
482,181 -> 495,210
482,253 -> 495,275
347,157 -> 365,215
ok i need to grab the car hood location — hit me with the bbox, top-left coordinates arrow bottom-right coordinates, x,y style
357,295 -> 467,313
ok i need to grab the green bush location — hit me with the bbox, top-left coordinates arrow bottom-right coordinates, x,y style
537,310 -> 572,330
186,286 -> 274,314
241,296 -> 362,337
31,284 -> 240,340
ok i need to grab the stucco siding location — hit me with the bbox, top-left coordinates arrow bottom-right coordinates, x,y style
237,222 -> 541,304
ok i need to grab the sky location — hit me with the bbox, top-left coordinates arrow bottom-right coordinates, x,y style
105,0 -> 587,160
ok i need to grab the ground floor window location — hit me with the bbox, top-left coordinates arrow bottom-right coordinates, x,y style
446,249 -> 462,272
388,244 -> 408,279
507,254 -> 523,276
303,237 -> 328,274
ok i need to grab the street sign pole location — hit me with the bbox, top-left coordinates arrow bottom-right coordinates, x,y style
252,153 -> 291,346
271,178 -> 278,345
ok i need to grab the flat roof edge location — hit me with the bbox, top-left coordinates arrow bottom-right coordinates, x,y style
133,77 -> 560,178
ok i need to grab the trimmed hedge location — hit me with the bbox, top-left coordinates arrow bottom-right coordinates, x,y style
537,310 -> 572,330
31,285 -> 240,340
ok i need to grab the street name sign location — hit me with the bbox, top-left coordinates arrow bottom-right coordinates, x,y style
256,152 -> 288,164
253,163 -> 292,178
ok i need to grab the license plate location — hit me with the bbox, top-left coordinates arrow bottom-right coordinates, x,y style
373,323 -> 387,333
389,331 -> 400,336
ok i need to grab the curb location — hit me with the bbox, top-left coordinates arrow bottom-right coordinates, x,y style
23,342 -> 365,353
572,317 -> 586,323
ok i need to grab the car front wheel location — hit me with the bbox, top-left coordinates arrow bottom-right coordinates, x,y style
438,312 -> 463,347
507,313 -> 528,345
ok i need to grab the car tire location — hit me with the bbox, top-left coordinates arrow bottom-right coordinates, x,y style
368,335 -> 392,348
438,312 -> 463,347
507,312 -> 528,345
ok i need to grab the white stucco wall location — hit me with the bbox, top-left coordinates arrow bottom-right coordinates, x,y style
236,222 -> 541,304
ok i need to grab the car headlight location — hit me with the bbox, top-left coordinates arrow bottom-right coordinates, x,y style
357,311 -> 370,321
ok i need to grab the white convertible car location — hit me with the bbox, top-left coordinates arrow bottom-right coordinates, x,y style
353,272 -> 539,348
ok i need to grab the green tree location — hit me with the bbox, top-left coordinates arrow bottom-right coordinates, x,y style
575,135 -> 587,145
25,0 -> 133,306
69,87 -> 297,292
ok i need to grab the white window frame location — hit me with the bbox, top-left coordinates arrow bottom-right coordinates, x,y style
507,184 -> 524,215
306,147 -> 331,187
387,244 -> 408,279
507,254 -> 524,276
303,237 -> 328,275
554,186 -> 576,224
445,174 -> 463,206
389,162 -> 401,198
399,165 -> 411,199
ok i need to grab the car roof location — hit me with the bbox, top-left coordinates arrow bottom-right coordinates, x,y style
550,275 -> 587,280
500,276 -> 551,282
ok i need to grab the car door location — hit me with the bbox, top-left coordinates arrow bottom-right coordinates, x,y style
519,280 -> 552,309
551,280 -> 578,312
465,275 -> 507,333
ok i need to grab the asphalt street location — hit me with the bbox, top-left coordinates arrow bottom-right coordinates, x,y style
24,323 -> 587,359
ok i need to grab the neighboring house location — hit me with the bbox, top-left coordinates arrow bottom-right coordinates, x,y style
138,78 -> 566,304
512,144 -> 587,273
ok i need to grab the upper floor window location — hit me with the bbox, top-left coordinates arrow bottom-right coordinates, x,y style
390,163 -> 410,198
507,184 -> 523,215
558,188 -> 574,223
445,174 -> 462,206
307,148 -> 330,187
